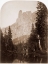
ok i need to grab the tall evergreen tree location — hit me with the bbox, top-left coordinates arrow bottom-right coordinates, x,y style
36,2 -> 47,50
7,26 -> 13,52
1,29 -> 5,53
1,29 -> 6,62
3,27 -> 14,62
28,23 -> 38,56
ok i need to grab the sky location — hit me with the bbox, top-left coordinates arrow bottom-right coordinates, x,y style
1,1 -> 37,28
0,0 -> 48,28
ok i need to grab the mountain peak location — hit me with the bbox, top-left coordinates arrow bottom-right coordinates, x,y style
2,11 -> 36,40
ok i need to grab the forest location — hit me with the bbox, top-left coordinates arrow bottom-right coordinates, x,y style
1,2 -> 47,63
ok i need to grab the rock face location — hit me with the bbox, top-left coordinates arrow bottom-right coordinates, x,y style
2,10 -> 36,44
13,35 -> 29,45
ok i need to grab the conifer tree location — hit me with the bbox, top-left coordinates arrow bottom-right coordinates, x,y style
28,23 -> 38,56
36,2 -> 47,50
1,29 -> 6,62
7,26 -> 13,52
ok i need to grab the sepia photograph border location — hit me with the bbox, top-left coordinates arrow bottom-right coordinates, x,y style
0,0 -> 48,64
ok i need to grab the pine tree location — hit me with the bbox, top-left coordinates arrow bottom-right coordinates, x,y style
1,28 -> 6,62
36,2 -> 47,50
1,29 -> 5,53
7,26 -> 13,52
3,27 -> 14,62
28,23 -> 38,56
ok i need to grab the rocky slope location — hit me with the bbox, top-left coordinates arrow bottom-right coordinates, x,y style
2,10 -> 36,44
